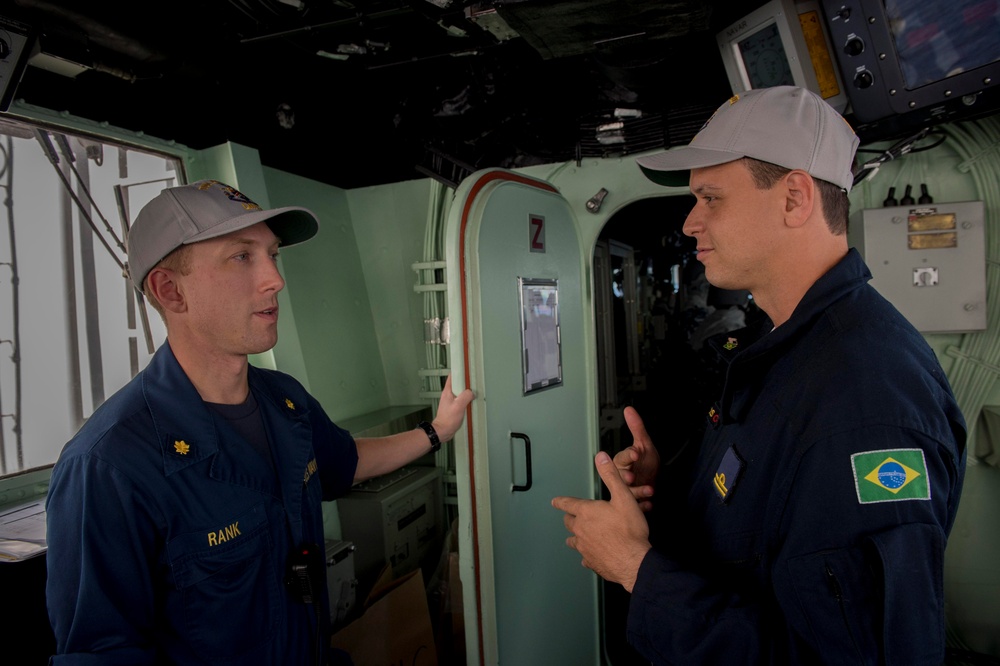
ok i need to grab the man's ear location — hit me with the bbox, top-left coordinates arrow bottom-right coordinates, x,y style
783,170 -> 816,229
147,268 -> 186,314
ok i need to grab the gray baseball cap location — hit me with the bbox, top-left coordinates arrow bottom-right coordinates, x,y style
126,179 -> 319,291
635,86 -> 859,192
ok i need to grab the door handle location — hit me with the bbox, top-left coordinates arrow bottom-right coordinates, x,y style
510,431 -> 533,492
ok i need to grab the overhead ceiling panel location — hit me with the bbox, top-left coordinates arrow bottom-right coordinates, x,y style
495,0 -> 714,60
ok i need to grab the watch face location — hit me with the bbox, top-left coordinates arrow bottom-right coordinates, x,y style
739,22 -> 795,89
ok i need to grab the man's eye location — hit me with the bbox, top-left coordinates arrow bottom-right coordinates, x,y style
234,252 -> 249,261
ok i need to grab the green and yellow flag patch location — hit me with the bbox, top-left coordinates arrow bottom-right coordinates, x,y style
851,449 -> 930,504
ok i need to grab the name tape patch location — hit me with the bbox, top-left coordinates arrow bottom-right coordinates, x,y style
851,448 -> 930,504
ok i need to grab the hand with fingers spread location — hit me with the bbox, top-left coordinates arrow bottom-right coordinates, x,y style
551,451 -> 652,593
613,407 -> 661,512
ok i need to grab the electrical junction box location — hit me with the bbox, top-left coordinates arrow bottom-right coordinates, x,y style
850,200 -> 986,333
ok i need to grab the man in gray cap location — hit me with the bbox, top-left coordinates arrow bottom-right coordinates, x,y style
45,179 -> 474,665
554,87 -> 966,664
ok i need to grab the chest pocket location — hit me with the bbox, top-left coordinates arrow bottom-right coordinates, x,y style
166,502 -> 279,661
692,438 -> 766,577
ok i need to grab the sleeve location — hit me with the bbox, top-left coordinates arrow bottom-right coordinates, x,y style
45,454 -> 162,665
627,549 -> 763,663
781,522 -> 946,664
626,425 -> 963,666
773,425 -> 963,666
306,393 -> 359,501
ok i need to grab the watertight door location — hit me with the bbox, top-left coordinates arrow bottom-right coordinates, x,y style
445,168 -> 600,665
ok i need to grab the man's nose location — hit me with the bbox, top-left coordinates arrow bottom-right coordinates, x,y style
681,208 -> 701,237
261,259 -> 285,292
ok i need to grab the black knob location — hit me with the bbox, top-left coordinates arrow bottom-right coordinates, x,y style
900,185 -> 915,205
844,37 -> 865,57
883,187 -> 898,207
918,184 -> 933,204
854,70 -> 874,89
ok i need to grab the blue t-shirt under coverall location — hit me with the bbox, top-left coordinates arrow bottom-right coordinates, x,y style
45,342 -> 359,665
627,248 -> 967,665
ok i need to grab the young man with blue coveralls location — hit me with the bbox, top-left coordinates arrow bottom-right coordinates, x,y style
45,179 -> 474,665
553,86 -> 967,664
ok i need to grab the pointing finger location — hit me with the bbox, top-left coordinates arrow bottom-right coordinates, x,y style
551,496 -> 582,515
623,407 -> 652,446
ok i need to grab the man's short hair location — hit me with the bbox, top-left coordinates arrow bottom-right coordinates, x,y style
742,158 -> 850,236
142,244 -> 193,318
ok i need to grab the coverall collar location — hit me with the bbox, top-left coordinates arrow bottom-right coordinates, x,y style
709,248 -> 872,424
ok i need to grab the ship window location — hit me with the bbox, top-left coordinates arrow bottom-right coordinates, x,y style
0,115 -> 179,479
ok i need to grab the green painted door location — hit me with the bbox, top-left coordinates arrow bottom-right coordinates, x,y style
447,169 -> 600,665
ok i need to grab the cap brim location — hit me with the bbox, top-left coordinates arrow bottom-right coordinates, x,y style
636,146 -> 745,188
637,164 -> 690,187
264,207 -> 319,247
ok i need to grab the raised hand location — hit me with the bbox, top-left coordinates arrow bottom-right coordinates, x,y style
431,374 -> 475,442
612,407 -> 660,511
552,452 -> 652,592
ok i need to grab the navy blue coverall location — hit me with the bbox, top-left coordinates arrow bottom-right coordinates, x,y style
628,248 -> 967,665
46,342 -> 358,665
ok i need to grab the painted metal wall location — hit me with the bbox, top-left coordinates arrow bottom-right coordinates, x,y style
2,98 -> 998,659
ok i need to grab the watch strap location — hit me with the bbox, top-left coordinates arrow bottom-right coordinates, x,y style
418,421 -> 441,453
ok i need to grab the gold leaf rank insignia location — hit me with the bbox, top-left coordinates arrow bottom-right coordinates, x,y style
174,440 -> 191,455
285,398 -> 295,410
851,448 -> 930,504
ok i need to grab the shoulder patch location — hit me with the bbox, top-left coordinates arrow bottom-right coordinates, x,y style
851,448 -> 931,504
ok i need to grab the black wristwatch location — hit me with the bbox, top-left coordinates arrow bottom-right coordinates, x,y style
417,421 -> 441,453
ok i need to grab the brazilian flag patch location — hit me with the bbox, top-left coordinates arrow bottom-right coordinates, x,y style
851,448 -> 931,504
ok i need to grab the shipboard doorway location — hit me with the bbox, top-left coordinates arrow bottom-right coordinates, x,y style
593,194 -> 760,665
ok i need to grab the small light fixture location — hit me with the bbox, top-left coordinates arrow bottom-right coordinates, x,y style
586,188 -> 609,213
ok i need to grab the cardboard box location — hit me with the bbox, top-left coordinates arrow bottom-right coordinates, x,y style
330,566 -> 438,666
428,519 -> 465,665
